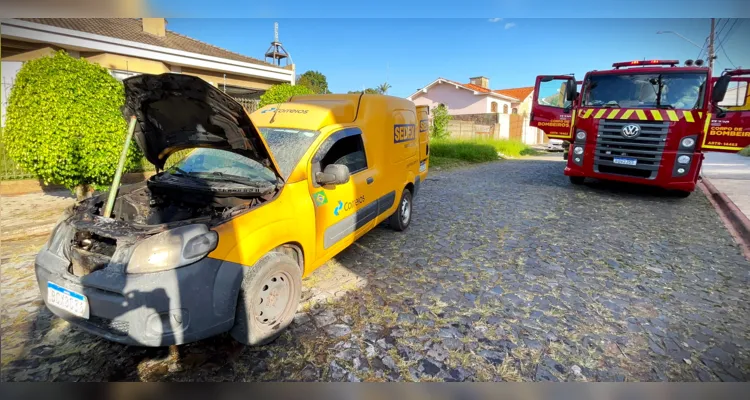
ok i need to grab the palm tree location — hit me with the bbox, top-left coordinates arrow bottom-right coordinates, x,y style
376,82 -> 392,95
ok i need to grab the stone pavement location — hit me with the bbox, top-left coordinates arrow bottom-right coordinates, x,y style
702,152 -> 750,218
1,190 -> 76,241
2,157 -> 749,382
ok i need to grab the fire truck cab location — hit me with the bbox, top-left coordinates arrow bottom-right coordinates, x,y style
531,59 -> 737,196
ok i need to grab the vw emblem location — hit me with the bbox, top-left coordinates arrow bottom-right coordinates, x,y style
621,124 -> 641,139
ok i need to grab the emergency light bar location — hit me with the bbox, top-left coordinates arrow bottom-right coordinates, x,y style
612,60 -> 679,69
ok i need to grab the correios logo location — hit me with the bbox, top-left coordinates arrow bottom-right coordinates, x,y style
333,196 -> 365,216
261,107 -> 309,114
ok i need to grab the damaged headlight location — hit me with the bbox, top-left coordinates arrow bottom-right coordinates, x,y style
127,224 -> 218,274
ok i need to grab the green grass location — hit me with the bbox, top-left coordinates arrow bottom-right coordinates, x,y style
739,145 -> 750,157
430,140 -> 499,163
428,138 -> 539,170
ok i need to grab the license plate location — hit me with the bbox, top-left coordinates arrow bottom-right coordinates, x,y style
613,157 -> 637,166
419,161 -> 427,173
47,282 -> 89,319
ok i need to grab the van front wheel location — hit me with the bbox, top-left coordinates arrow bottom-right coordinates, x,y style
389,189 -> 413,231
230,251 -> 302,346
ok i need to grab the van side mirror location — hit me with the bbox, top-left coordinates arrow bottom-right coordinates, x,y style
316,164 -> 350,186
712,75 -> 731,104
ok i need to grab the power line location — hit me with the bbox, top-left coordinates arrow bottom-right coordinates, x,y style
718,18 -> 740,48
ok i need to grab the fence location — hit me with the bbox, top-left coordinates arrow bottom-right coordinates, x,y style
446,120 -> 499,140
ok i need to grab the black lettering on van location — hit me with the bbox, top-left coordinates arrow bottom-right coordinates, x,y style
393,124 -> 416,143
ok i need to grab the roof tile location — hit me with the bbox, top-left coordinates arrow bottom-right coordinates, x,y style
18,18 -> 278,68
493,86 -> 534,101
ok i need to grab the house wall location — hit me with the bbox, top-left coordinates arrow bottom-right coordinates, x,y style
82,52 -> 171,74
411,83 -> 490,115
181,67 -> 278,90
516,93 -> 534,116
485,97 -> 514,114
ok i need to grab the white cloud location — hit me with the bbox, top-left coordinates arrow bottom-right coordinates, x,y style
504,22 -> 516,29
488,18 -> 503,23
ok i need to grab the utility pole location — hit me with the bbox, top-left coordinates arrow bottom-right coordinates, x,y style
708,18 -> 716,72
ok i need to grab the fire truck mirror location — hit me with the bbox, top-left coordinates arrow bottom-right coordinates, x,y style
565,80 -> 577,102
712,75 -> 732,104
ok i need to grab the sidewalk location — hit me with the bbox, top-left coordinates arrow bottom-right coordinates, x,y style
702,152 -> 750,217
700,152 -> 750,259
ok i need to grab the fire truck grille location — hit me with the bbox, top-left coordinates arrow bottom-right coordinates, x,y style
594,119 -> 669,179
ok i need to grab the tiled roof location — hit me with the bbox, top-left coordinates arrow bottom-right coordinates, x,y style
494,86 -> 534,101
463,83 -> 492,93
18,18 -> 278,68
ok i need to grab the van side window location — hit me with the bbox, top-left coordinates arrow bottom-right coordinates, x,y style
320,133 -> 368,174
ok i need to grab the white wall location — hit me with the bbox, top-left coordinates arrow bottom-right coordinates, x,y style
1,61 -> 23,127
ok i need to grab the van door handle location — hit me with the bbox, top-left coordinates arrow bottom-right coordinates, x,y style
366,177 -> 374,184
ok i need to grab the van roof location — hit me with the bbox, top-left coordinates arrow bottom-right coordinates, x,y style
251,94 -> 415,131
251,94 -> 360,131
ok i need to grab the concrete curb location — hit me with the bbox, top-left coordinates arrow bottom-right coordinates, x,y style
699,178 -> 750,261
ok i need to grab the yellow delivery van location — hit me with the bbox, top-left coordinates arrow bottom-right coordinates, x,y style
34,73 -> 429,348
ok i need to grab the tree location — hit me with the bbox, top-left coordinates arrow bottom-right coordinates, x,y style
376,82 -> 392,95
348,88 -> 380,95
297,70 -> 330,94
4,50 -> 141,200
259,83 -> 314,107
430,104 -> 452,139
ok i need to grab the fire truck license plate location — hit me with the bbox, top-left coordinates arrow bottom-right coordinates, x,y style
613,157 -> 637,166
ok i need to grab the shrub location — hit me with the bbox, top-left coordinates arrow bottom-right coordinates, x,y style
4,50 -> 141,198
430,105 -> 452,139
259,83 -> 314,107
739,145 -> 750,157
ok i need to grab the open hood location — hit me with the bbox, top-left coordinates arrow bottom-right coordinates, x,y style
122,73 -> 282,178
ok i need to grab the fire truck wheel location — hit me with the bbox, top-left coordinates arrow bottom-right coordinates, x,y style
569,176 -> 585,185
674,190 -> 692,198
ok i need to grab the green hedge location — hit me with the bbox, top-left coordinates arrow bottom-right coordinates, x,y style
3,50 -> 141,192
739,145 -> 750,157
430,140 -> 499,163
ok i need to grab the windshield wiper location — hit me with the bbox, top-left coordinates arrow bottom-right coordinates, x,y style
192,171 -> 272,187
602,102 -> 620,108
655,104 -> 674,109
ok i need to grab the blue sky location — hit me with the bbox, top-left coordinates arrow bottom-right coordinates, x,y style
152,1 -> 750,98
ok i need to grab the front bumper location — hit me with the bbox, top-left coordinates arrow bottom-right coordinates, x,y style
35,247 -> 244,347
564,146 -> 702,192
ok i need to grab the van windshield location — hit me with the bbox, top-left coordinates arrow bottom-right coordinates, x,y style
583,72 -> 707,109
260,128 -> 321,179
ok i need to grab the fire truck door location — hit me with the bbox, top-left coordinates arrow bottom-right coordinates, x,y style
704,75 -> 750,153
530,75 -> 576,141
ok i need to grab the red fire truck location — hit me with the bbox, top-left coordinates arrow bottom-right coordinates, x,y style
531,59 -> 744,196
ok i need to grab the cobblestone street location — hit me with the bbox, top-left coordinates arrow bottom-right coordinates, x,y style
2,156 -> 749,382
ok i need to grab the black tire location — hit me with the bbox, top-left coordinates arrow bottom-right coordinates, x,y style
389,188 -> 413,231
230,251 -> 302,346
569,176 -> 585,185
674,190 -> 692,198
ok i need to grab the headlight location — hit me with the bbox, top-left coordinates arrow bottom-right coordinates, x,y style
680,137 -> 696,148
677,155 -> 691,164
127,224 -> 218,274
576,130 -> 586,140
573,146 -> 584,155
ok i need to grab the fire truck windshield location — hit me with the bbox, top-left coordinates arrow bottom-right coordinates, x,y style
582,72 -> 707,110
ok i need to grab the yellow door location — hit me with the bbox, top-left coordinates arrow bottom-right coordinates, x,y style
308,128 -> 381,262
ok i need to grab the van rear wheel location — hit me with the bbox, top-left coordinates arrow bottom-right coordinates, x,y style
389,188 -> 413,231
230,251 -> 302,346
